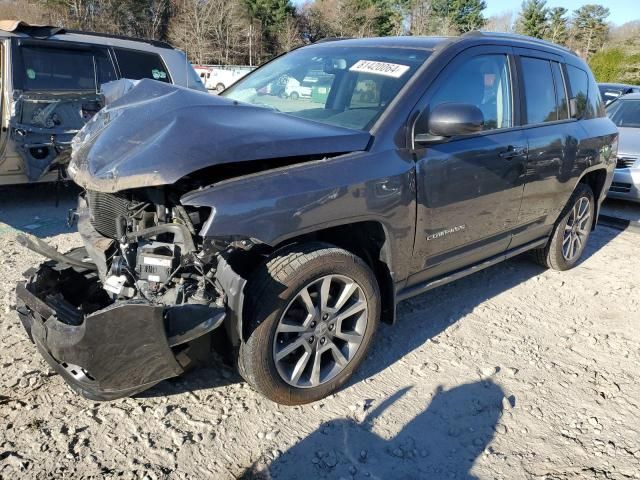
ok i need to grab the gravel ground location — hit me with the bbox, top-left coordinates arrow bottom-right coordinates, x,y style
1,185 -> 639,480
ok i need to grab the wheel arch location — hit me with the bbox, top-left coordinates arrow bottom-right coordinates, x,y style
577,167 -> 608,229
215,220 -> 397,346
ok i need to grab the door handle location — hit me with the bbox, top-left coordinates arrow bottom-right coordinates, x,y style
499,145 -> 527,160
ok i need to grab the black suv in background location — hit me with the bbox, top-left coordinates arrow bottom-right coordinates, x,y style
16,32 -> 617,405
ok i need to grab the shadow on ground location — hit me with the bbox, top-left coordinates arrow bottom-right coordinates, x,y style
0,184 -> 79,237
242,381 -> 509,479
141,224 -> 624,398
353,224 -> 622,385
601,198 -> 640,222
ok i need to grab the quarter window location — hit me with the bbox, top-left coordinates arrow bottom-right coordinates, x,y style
566,65 -> 605,119
429,54 -> 513,131
566,65 -> 589,118
520,57 -> 557,124
114,48 -> 171,83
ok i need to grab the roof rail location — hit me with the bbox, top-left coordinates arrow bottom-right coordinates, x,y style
64,29 -> 174,49
462,31 -> 577,56
313,37 -> 352,44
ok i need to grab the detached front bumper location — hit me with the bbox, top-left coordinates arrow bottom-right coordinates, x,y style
15,256 -> 224,401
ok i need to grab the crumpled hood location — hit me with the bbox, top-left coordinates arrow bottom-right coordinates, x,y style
69,79 -> 372,192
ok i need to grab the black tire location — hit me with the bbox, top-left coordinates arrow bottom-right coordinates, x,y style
534,183 -> 595,271
289,91 -> 299,100
239,242 -> 380,405
215,83 -> 225,93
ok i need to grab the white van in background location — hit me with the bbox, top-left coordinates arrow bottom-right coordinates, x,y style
193,65 -> 254,93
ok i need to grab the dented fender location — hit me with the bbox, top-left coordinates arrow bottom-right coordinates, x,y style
181,149 -> 418,283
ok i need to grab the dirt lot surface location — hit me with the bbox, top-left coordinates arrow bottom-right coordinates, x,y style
1,185 -> 639,480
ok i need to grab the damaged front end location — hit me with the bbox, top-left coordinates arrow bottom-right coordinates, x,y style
15,189 -> 226,400
10,90 -> 102,181
15,79 -> 372,400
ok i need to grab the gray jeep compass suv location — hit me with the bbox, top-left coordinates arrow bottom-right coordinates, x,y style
15,32 -> 617,405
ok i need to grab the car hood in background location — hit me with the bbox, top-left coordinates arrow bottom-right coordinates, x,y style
617,127 -> 640,158
69,79 -> 372,192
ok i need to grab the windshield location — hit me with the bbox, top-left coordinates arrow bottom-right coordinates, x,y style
607,99 -> 640,128
222,46 -> 430,131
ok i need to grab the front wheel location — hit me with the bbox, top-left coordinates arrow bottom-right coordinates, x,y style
534,183 -> 594,270
238,243 -> 380,405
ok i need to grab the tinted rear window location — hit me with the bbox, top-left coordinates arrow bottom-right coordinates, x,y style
18,45 -> 116,91
566,65 -> 604,119
521,57 -> 557,124
20,47 -> 86,91
114,48 -> 171,83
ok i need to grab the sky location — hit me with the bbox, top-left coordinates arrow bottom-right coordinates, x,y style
485,0 -> 636,26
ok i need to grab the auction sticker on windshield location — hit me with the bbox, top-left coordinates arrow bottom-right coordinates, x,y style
349,60 -> 410,78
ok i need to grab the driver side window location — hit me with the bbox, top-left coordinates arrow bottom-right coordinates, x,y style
429,54 -> 513,131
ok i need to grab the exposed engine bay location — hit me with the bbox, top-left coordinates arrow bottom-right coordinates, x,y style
80,187 -> 218,309
15,185 -> 232,400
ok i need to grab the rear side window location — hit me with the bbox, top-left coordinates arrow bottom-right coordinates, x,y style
20,46 -> 94,91
18,45 -> 116,91
114,48 -> 171,83
566,65 -> 604,119
520,57 -> 558,124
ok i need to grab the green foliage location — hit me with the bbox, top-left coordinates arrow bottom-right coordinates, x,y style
572,4 -> 609,58
589,49 -> 640,85
433,0 -> 487,34
588,49 -> 624,82
372,0 -> 406,36
245,0 -> 296,38
545,7 -> 568,45
516,0 -> 548,39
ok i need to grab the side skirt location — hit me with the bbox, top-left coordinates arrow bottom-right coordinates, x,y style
396,237 -> 548,302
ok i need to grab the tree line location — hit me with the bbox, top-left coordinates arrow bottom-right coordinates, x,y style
0,0 -> 637,82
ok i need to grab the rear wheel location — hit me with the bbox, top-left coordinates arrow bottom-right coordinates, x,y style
238,243 -> 380,405
534,183 -> 594,270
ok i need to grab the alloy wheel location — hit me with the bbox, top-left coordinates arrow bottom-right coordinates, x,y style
562,196 -> 591,262
272,274 -> 368,388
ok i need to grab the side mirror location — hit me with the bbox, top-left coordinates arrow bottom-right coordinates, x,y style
415,103 -> 484,144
